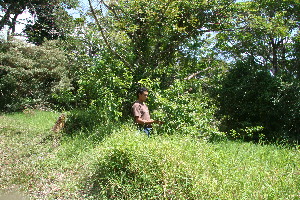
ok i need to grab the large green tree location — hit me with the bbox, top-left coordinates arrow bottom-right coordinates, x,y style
0,0 -> 30,33
88,0 -> 234,84
24,0 -> 79,45
212,0 -> 300,142
216,0 -> 300,76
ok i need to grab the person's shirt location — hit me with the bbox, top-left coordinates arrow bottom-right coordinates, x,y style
132,100 -> 151,127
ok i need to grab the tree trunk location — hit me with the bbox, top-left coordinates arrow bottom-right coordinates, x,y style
0,8 -> 11,31
271,39 -> 278,75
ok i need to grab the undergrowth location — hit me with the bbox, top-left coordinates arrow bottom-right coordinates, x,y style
0,111 -> 299,199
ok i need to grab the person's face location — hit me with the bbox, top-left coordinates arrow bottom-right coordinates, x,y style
138,91 -> 149,102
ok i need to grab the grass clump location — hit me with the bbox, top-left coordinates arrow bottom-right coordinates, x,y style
0,111 -> 299,199
85,132 -> 300,199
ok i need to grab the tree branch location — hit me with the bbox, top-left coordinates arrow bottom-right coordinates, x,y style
88,0 -> 133,69
184,71 -> 201,80
100,0 -> 122,22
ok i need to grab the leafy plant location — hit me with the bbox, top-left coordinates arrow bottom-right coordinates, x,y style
146,79 -> 224,141
0,39 -> 72,111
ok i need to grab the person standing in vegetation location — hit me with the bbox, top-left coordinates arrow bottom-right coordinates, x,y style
132,87 -> 164,136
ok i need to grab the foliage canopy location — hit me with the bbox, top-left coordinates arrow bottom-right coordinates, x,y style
0,0 -> 299,143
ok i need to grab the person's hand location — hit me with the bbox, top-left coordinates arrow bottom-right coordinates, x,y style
154,120 -> 164,125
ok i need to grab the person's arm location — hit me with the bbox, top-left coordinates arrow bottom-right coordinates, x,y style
134,117 -> 164,125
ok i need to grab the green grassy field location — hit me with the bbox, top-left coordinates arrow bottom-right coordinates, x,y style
0,111 -> 299,199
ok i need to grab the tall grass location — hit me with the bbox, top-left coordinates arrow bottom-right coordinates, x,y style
84,132 -> 300,199
1,111 -> 299,199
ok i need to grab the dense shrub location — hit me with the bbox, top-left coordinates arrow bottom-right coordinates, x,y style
75,58 -> 133,121
71,64 -> 222,140
275,77 -> 300,142
87,136 -> 198,199
145,79 -> 223,140
0,39 -> 72,111
215,60 -> 300,142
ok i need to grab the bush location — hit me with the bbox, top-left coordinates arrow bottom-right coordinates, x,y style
75,58 -> 133,122
275,78 -> 300,142
145,79 -> 223,141
215,60 -> 300,142
0,39 -> 72,111
87,135 -> 198,199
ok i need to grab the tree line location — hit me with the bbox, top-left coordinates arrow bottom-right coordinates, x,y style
0,0 -> 299,143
